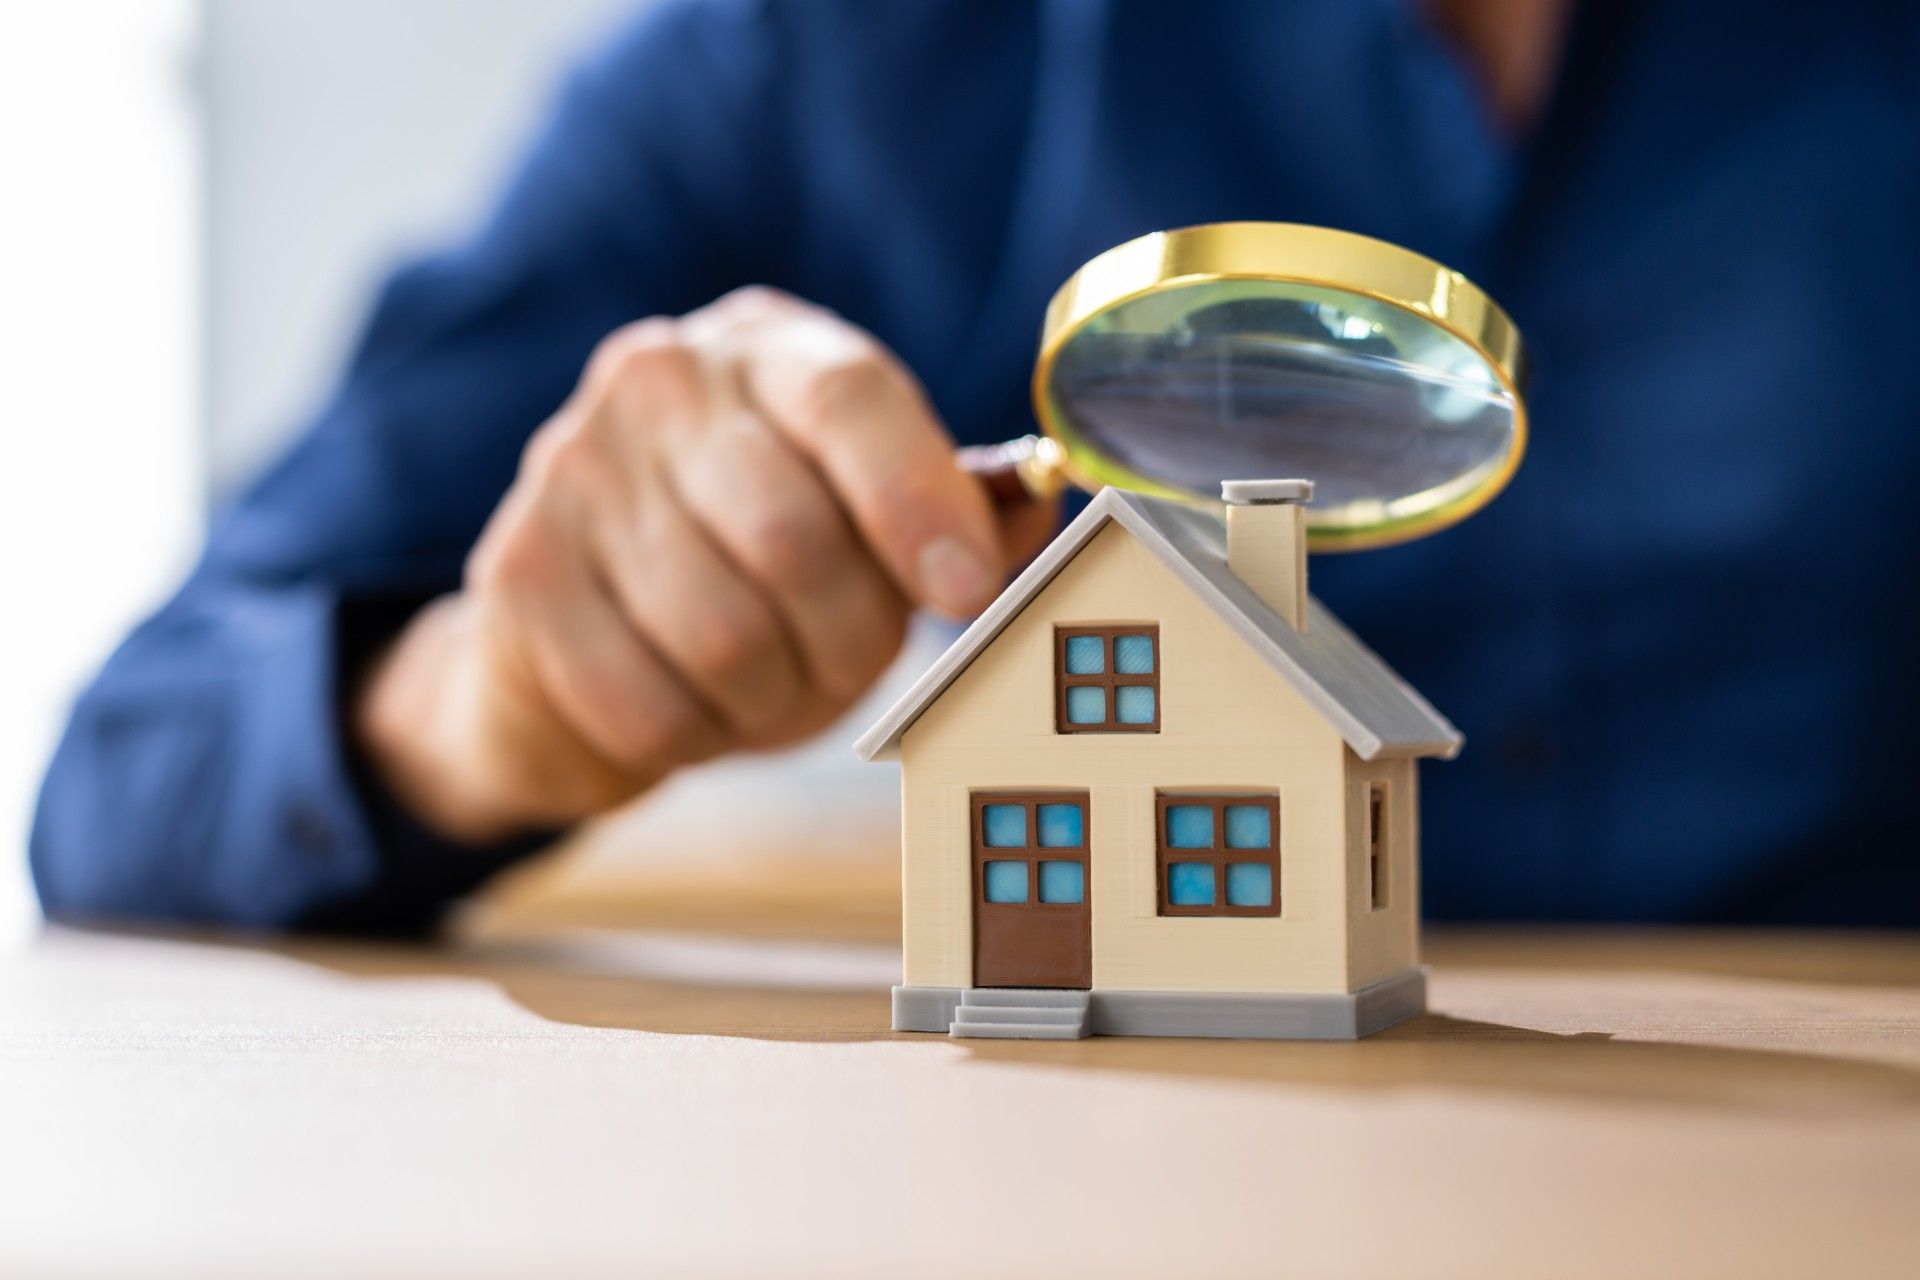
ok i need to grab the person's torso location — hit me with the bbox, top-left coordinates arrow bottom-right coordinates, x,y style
759,0 -> 1920,922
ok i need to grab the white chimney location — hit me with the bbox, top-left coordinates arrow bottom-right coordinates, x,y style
1222,478 -> 1313,631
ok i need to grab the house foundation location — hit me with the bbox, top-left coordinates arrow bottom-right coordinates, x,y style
892,967 -> 1426,1041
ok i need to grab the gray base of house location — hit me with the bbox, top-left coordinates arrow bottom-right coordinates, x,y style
892,967 -> 1427,1041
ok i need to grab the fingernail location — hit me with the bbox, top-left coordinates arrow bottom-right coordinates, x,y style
917,536 -> 997,615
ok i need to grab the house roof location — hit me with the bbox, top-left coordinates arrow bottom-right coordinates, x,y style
852,487 -> 1463,763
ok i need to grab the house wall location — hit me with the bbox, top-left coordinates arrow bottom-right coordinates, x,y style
898,521 -> 1363,995
1343,752 -> 1422,990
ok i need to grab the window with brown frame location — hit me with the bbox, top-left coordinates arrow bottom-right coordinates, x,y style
1055,625 -> 1159,733
1154,793 -> 1281,917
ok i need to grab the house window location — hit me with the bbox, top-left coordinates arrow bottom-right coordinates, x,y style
1155,793 -> 1280,917
1056,625 -> 1159,733
974,793 -> 1089,905
1367,780 -> 1388,910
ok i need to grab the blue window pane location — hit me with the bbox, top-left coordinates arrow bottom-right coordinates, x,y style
983,860 -> 1028,902
1227,862 -> 1273,907
1037,803 -> 1083,848
1224,804 -> 1272,849
1113,633 -> 1155,674
982,804 -> 1026,847
1167,862 -> 1215,906
1038,860 -> 1084,904
1066,686 -> 1107,724
1064,635 -> 1105,674
1166,804 -> 1213,848
1115,685 -> 1156,724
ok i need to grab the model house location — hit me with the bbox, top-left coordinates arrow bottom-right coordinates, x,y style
854,479 -> 1461,1040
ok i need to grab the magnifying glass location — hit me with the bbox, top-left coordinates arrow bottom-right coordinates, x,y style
963,221 -> 1527,551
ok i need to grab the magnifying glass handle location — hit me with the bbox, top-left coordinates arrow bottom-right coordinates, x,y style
956,433 -> 1070,509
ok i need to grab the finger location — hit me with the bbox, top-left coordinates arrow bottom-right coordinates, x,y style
564,319 -> 814,742
666,399 -> 908,704
994,492 -> 1062,572
589,459 -> 813,744
521,572 -> 731,787
703,295 -> 1005,618
470,488 -> 730,787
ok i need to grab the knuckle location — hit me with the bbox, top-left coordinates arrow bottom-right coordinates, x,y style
591,316 -> 679,361
529,422 -> 618,505
788,349 -> 894,442
611,338 -> 697,390
517,421 -> 567,480
866,468 -> 949,548
566,653 -> 721,775
677,607 -> 803,732
590,324 -> 702,409
734,507 -> 845,590
587,318 -> 674,377
713,284 -> 795,317
687,608 -> 782,687
620,694 -> 711,768
467,510 -> 559,603
818,607 -> 906,701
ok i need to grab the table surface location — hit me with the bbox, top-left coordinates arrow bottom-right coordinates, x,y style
3,853 -> 1918,1280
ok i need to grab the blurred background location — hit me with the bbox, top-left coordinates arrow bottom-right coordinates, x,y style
0,0 -> 909,944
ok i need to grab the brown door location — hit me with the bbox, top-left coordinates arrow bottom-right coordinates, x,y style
971,792 -> 1091,988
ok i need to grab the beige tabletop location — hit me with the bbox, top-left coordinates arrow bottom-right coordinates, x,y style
2,851 -> 1917,1279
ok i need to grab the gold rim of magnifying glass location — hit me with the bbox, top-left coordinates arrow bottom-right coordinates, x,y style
1027,221 -> 1529,552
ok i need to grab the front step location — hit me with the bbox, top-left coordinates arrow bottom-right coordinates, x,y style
948,1020 -> 1086,1040
949,988 -> 1091,1040
953,1005 -> 1081,1027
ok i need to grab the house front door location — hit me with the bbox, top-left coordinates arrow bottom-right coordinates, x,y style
971,792 -> 1091,988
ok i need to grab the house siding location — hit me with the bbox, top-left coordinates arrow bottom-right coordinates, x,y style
1344,752 -> 1421,990
899,521 -> 1361,995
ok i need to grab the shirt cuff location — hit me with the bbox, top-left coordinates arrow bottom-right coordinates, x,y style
321,588 -> 565,934
220,586 -> 555,936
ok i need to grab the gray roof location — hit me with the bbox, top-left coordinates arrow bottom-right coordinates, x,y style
852,487 -> 1463,762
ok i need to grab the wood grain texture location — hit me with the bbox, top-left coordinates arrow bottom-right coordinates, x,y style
4,862 -> 1917,1279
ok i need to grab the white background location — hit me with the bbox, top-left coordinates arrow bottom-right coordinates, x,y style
0,0 -> 636,939
201,0 -> 634,495
0,2 -> 201,944
0,0 -> 910,938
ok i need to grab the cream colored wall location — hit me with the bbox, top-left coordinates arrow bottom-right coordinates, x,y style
899,522 -> 1361,994
1343,753 -> 1421,990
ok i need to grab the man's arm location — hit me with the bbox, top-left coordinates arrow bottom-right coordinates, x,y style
31,2 -> 792,933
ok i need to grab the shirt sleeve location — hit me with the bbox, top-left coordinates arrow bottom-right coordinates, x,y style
30,0 -> 791,934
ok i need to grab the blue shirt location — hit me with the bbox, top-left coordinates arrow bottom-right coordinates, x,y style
32,0 -> 1920,931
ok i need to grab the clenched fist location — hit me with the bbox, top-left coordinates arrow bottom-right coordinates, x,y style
355,287 -> 1056,842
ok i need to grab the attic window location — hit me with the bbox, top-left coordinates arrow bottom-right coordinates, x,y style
1055,625 -> 1159,733
1367,780 -> 1389,911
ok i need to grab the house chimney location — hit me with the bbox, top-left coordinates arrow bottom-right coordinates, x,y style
1222,479 -> 1312,631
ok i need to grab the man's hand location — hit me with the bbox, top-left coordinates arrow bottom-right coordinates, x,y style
354,287 -> 1057,842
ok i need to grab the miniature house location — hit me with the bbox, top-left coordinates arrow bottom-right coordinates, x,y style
854,480 -> 1461,1040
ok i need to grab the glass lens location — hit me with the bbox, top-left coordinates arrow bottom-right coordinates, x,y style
1042,278 -> 1517,530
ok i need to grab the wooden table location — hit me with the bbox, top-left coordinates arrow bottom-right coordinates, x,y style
2,854 -> 1917,1279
